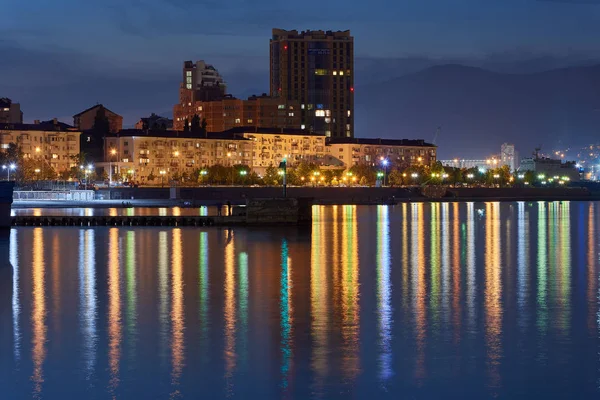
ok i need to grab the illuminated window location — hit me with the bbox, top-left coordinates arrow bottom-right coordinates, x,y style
188,102 -> 191,106
186,77 -> 192,84
247,119 -> 253,123
346,124 -> 351,130
347,110 -> 351,117
308,104 -> 314,110
315,110 -> 325,117
301,124 -> 306,129
52,154 -> 58,159
235,118 -> 241,124
288,112 -> 294,117
325,118 -> 331,123
325,131 -> 331,137
339,71 -> 344,76
186,84 -> 192,89
278,104 -> 285,109
314,69 -> 328,76
301,104 -> 305,109
197,106 -> 203,111
186,71 -> 192,76
333,71 -> 337,76
325,110 -> 331,117
1,144 -> 9,149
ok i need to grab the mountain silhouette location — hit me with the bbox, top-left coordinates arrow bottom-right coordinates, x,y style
355,64 -> 600,159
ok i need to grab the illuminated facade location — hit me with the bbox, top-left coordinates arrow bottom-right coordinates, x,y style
270,29 -> 354,138
327,138 -> 437,169
102,130 -> 252,182
237,127 -> 331,174
0,120 -> 81,173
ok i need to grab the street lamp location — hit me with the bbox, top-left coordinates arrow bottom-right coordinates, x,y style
239,169 -> 247,186
109,148 -> 117,187
159,170 -> 167,187
199,169 -> 208,185
377,171 -> 384,185
381,158 -> 389,186
35,168 -> 41,181
2,164 -> 16,181
411,172 -> 418,184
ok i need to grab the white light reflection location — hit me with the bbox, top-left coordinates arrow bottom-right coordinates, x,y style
377,206 -> 393,382
10,229 -> 20,363
78,229 -> 97,380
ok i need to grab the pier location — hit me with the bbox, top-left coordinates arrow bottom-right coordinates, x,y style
7,197 -> 313,228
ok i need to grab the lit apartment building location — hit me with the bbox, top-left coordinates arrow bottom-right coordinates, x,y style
0,119 -> 81,173
174,94 -> 302,132
102,130 -> 253,182
270,29 -> 354,138
327,138 -> 437,169
232,127 -> 334,175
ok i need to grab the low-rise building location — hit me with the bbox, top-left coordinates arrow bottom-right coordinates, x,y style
73,104 -> 123,133
0,119 -> 81,173
518,156 -> 580,182
231,127 -> 334,174
102,130 -> 253,183
327,138 -> 437,169
0,98 -> 22,124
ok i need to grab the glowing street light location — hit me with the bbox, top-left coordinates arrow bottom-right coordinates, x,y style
467,173 -> 474,179
2,164 -> 16,181
109,148 -> 117,187
159,170 -> 167,187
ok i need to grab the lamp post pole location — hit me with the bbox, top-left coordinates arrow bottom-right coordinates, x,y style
279,159 -> 287,197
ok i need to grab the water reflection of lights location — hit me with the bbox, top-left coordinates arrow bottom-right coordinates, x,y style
451,203 -> 461,344
517,202 -> 529,333
537,202 -> 548,357
158,231 -> 169,364
78,229 -> 97,380
171,229 -> 185,397
311,206 -> 328,392
10,229 -> 20,363
31,228 -> 47,398
108,228 -> 122,395
377,206 -> 393,382
126,231 -> 137,345
279,240 -> 293,390
341,205 -> 360,379
199,231 -> 209,347
484,203 -> 502,391
412,203 -> 426,382
224,230 -> 236,395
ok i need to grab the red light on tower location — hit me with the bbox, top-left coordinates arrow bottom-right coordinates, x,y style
350,87 -> 354,92
284,45 -> 288,50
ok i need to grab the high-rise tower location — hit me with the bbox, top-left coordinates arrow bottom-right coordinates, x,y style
270,29 -> 354,138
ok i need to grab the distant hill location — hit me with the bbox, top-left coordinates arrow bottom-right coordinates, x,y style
354,64 -> 600,159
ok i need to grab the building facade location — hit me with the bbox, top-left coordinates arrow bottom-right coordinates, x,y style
102,130 -> 253,183
0,98 -> 22,124
179,60 -> 226,105
0,120 -> 81,173
73,104 -> 123,133
501,143 -> 516,171
235,127 -> 332,174
270,29 -> 354,138
173,94 -> 301,132
327,138 -> 437,169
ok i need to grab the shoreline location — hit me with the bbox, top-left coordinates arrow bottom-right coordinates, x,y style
10,195 -> 599,209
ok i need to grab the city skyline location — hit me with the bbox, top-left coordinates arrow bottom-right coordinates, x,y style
2,1 -> 600,158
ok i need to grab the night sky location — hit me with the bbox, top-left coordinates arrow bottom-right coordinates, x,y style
2,0 -> 600,156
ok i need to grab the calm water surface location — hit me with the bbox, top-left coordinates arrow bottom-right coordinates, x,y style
1,202 -> 599,399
